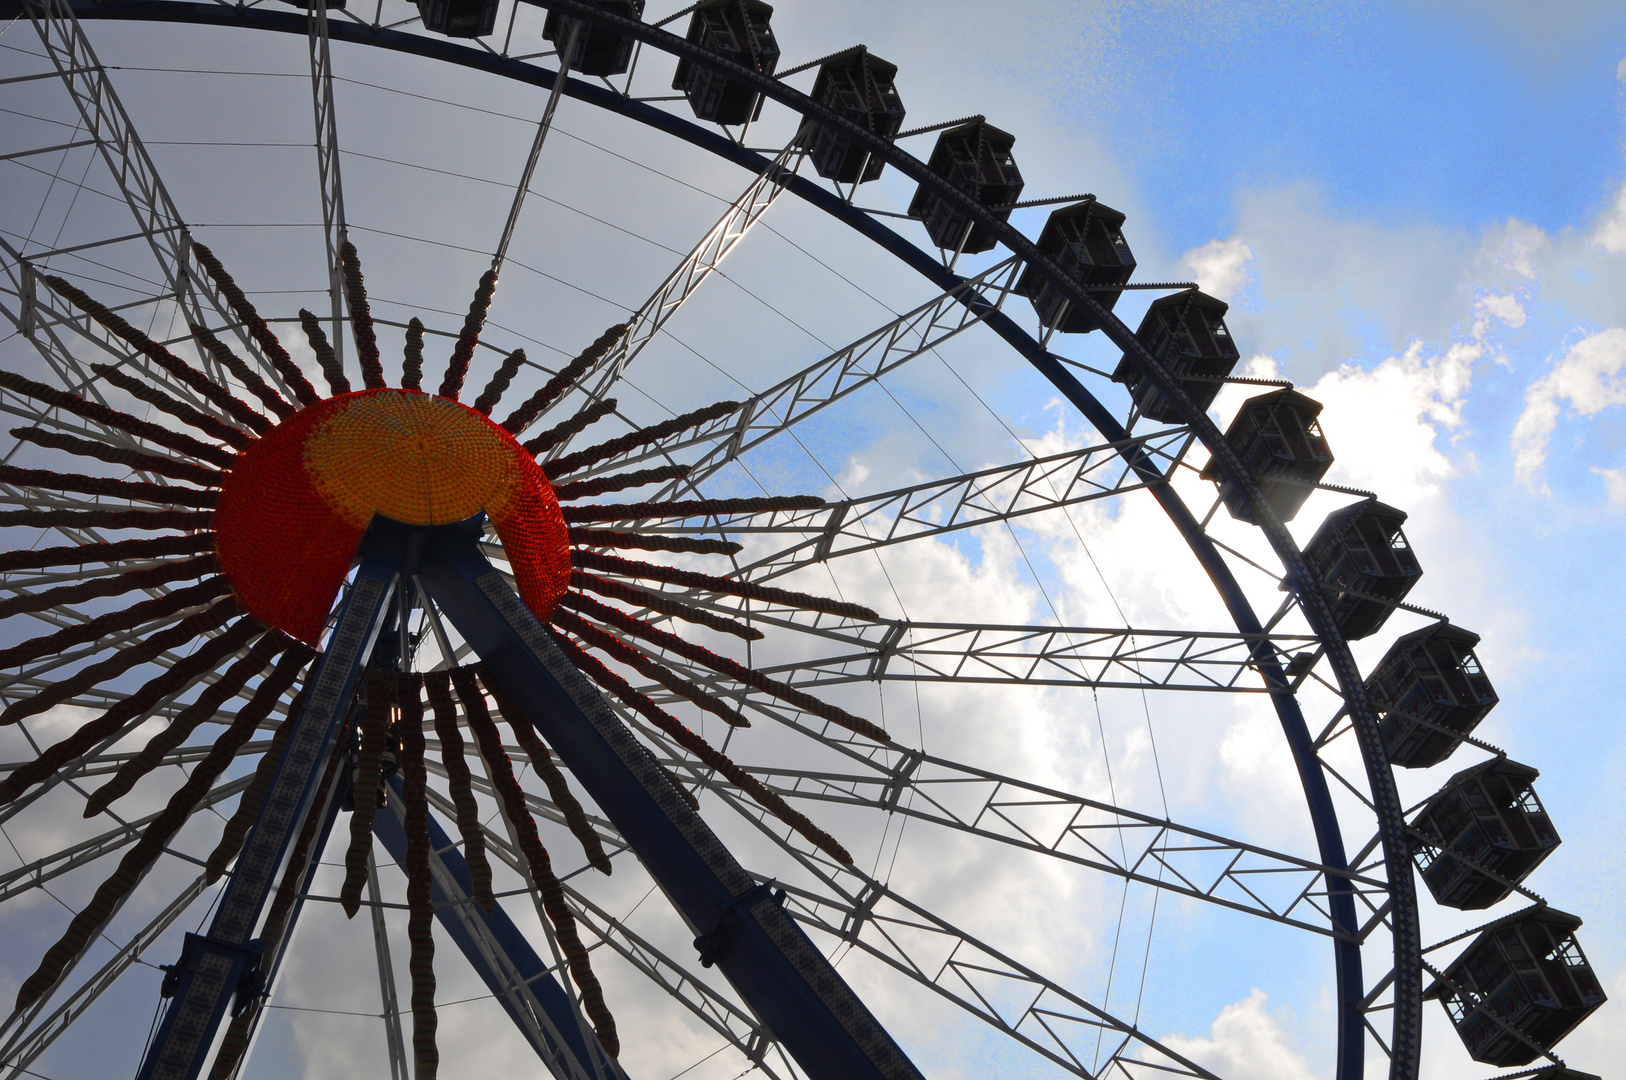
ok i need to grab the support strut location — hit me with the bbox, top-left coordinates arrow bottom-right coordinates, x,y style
134,525 -> 404,1080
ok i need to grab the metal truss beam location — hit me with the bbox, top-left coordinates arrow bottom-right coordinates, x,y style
365,849 -> 409,1080
0,774 -> 251,905
0,872 -> 213,1079
19,0 -> 266,389
633,427 -> 1191,560
530,136 -> 806,439
491,19 -> 575,272
647,746 -> 1219,1080
308,0 -> 348,366
745,618 -> 1321,694
613,679 -> 1390,941
576,257 -> 1025,482
0,235 -> 246,426
691,749 -> 1388,939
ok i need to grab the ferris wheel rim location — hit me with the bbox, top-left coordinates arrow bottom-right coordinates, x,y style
0,3 -> 1424,1077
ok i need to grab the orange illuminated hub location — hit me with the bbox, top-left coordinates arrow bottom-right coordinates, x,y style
215,389 -> 570,644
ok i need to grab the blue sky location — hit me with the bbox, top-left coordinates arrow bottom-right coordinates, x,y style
1080,1 -> 1626,240
2,2 -> 1625,1078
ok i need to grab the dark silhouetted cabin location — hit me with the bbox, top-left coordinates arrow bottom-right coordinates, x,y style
799,48 -> 905,184
1411,759 -> 1559,910
672,0 -> 780,126
1018,200 -> 1136,334
1368,623 -> 1498,768
907,119 -> 1023,254
1200,389 -> 1333,523
544,1 -> 645,77
1112,290 -> 1240,420
1301,500 -> 1421,640
415,0 -> 496,38
1426,908 -> 1605,1066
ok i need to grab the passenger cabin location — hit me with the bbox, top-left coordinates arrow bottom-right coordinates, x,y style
1200,389 -> 1333,524
672,0 -> 780,126
415,0 -> 496,38
1368,622 -> 1498,768
1018,200 -> 1136,334
1301,500 -> 1421,640
544,1 -> 645,77
1426,908 -> 1605,1066
1411,759 -> 1559,909
801,49 -> 905,184
1111,290 -> 1239,420
907,119 -> 1023,254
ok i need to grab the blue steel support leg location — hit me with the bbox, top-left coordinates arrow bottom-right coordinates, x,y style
372,779 -> 626,1080
135,523 -> 407,1080
218,748 -> 350,1078
412,523 -> 924,1080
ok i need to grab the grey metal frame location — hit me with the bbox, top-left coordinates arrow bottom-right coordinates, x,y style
0,0 -> 1514,1075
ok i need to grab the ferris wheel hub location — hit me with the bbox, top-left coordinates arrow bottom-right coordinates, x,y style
215,387 -> 571,644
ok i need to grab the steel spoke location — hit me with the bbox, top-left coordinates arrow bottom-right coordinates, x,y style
746,618 -> 1318,693
365,848 -> 409,1080
0,872 -> 215,1078
575,256 -> 1024,481
20,0 -> 263,388
527,134 -> 809,438
637,729 -> 1220,1080
0,773 -> 252,904
308,0 -> 348,365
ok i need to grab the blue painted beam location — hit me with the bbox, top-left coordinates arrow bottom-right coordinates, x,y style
220,748 -> 350,1077
136,523 -> 405,1080
372,777 -> 625,1080
411,522 -> 923,1080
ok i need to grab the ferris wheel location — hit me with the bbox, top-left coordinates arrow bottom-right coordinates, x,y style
0,2 -> 1607,1079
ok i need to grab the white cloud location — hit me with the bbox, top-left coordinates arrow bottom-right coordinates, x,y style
1309,339 -> 1477,506
1511,327 -> 1626,490
1179,237 -> 1254,301
1160,989 -> 1314,1080
1590,182 -> 1626,254
1473,292 -> 1526,333
1592,465 -> 1626,505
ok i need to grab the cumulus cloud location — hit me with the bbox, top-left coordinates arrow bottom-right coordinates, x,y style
1592,466 -> 1626,506
1179,237 -> 1254,301
1473,292 -> 1526,333
1591,181 -> 1626,254
1160,989 -> 1314,1080
1308,339 -> 1477,505
1511,327 -> 1626,490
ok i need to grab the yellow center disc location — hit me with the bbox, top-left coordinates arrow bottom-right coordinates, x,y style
303,391 -> 521,527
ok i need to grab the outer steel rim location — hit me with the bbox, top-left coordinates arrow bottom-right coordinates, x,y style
0,3 -> 1420,1076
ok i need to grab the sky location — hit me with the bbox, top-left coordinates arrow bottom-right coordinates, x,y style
1,1 -> 1625,1079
